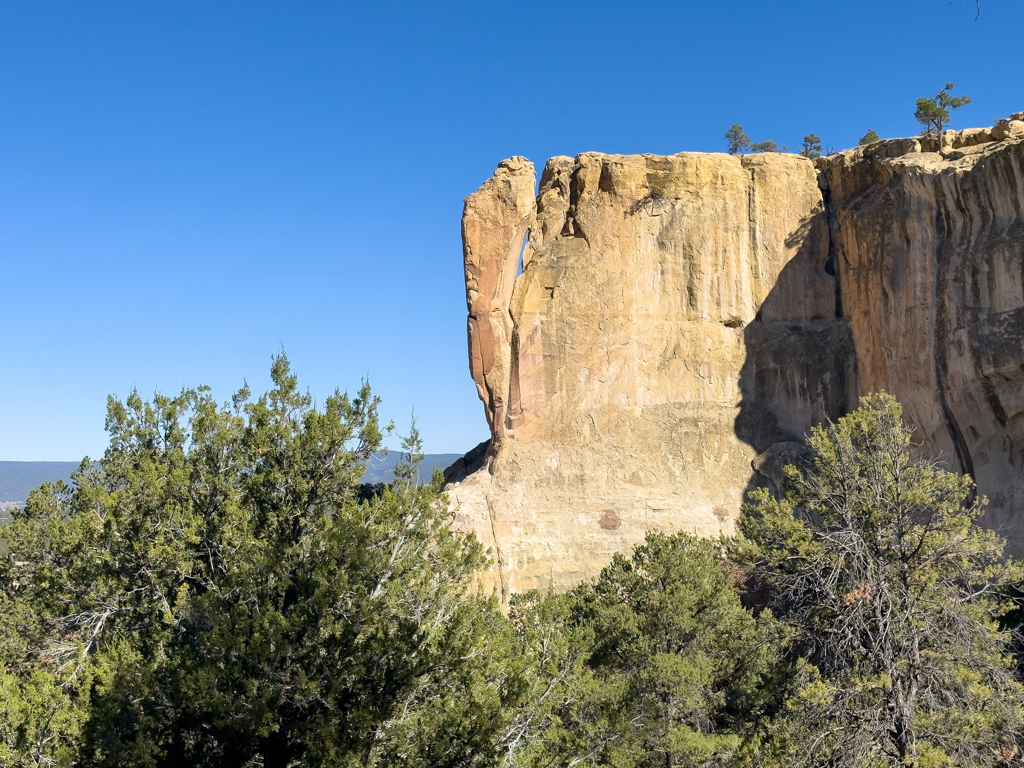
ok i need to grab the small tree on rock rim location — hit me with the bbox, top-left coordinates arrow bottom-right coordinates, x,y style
915,83 -> 972,135
800,134 -> 823,159
725,125 -> 751,155
725,125 -> 783,155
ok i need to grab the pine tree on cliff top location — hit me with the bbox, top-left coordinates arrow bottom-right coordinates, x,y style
915,83 -> 972,135
725,124 -> 751,155
858,129 -> 880,145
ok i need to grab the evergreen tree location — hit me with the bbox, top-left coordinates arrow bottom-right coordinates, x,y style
392,411 -> 426,486
498,593 -> 596,768
915,83 -> 971,135
858,129 -> 880,145
522,532 -> 788,768
725,126 -> 784,155
725,125 -> 751,155
799,134 -> 822,159
0,355 -> 511,768
740,393 -> 1024,767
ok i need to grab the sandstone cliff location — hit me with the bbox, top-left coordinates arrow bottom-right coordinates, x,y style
819,119 -> 1024,552
448,118 -> 1024,601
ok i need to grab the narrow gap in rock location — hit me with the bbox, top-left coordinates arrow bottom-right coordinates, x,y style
516,227 -> 530,276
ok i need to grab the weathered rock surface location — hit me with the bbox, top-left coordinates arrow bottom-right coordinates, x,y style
819,131 -> 1024,553
463,157 -> 536,450
450,118 -> 1024,601
451,151 -> 856,600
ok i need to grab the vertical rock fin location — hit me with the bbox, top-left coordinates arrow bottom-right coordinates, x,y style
462,157 -> 537,453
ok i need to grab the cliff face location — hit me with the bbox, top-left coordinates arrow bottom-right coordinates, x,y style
819,125 -> 1024,552
448,121 -> 1024,600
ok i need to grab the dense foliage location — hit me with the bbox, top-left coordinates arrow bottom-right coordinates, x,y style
0,356 -> 514,768
2,374 -> 1022,767
740,393 -> 1024,767
503,534 -> 788,768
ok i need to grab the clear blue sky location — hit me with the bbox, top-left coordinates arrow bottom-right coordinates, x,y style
0,0 -> 1021,460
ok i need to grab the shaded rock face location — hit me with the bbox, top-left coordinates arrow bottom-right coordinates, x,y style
450,127 -> 1024,601
819,134 -> 1024,552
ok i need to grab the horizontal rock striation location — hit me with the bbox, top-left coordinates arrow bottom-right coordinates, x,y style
449,118 -> 1024,601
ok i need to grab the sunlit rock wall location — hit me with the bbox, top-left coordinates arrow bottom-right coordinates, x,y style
448,118 -> 1024,602
448,151 -> 855,600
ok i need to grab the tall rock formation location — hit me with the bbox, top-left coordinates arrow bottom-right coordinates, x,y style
463,157 -> 537,450
448,151 -> 856,600
448,119 -> 1024,601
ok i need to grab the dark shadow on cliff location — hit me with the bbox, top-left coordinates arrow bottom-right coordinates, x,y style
443,439 -> 490,484
734,208 -> 859,500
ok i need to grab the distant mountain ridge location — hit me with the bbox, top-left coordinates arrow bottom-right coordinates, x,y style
0,462 -> 80,505
0,454 -> 463,505
360,452 -> 464,484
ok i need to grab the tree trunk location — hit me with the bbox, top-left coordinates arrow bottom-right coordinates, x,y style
891,683 -> 915,768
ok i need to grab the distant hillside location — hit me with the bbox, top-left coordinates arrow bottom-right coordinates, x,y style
0,461 -> 79,504
360,452 -> 463,484
0,454 -> 463,507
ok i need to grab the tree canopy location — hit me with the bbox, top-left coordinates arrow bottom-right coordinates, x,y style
3,368 -> 1023,768
510,533 -> 789,768
724,125 -> 751,155
724,126 -> 783,156
740,393 -> 1024,767
858,129 -> 880,146
0,355 -> 516,768
799,134 -> 822,159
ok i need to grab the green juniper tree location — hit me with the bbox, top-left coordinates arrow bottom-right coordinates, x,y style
0,355 -> 514,768
392,411 -> 426,485
740,393 -> 1024,768
799,134 -> 823,159
725,126 -> 785,156
858,129 -> 880,145
519,532 -> 789,768
7,369 -> 1024,768
0,648 -> 91,768
725,125 -> 752,155
497,592 -> 597,768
